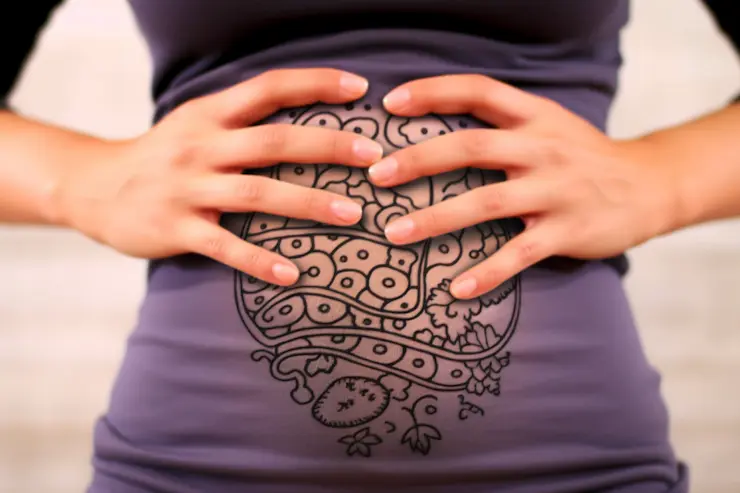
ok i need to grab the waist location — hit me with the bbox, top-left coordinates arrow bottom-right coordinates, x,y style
153,28 -> 620,130
98,258 -> 681,490
93,73 -> 675,488
111,101 -> 656,458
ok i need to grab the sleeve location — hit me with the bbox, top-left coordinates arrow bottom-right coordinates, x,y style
0,1 -> 65,110
701,0 -> 740,103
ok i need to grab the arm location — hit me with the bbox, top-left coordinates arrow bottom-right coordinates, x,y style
0,0 -> 71,224
367,1 -> 740,298
624,98 -> 740,233
634,0 -> 740,231
0,111 -> 117,225
0,5 -> 385,286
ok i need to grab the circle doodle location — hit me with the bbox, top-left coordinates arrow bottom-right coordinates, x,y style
312,377 -> 390,428
234,102 -> 521,458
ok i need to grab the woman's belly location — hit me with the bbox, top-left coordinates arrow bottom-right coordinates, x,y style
94,97 -> 683,491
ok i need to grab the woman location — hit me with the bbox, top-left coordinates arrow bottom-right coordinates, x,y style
2,1 -> 738,492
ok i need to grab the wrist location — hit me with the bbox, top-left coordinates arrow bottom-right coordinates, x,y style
44,137 -> 132,230
616,136 -> 691,239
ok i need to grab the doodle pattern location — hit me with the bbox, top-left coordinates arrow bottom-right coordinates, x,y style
234,102 -> 521,457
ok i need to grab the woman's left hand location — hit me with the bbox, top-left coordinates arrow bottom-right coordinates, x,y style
368,74 -> 680,299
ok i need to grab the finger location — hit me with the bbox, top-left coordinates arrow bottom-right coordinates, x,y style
368,129 -> 548,187
383,180 -> 552,244
203,124 -> 383,169
382,74 -> 553,128
187,175 -> 364,226
180,218 -> 300,286
449,222 -> 562,299
194,68 -> 369,127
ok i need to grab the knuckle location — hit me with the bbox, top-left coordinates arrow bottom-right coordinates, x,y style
201,231 -> 228,259
516,240 -> 541,264
264,70 -> 292,93
538,95 -> 563,113
241,250 -> 263,270
173,99 -> 202,119
469,74 -> 492,91
421,208 -> 442,235
254,125 -> 289,156
463,74 -> 491,89
149,208 -> 177,239
161,177 -> 185,205
167,138 -> 202,168
235,177 -> 264,206
397,150 -> 416,179
461,130 -> 491,160
246,70 -> 283,102
256,69 -> 282,86
481,186 -> 506,212
300,189 -> 319,212
331,132 -> 346,162
538,139 -> 569,167
481,87 -> 501,109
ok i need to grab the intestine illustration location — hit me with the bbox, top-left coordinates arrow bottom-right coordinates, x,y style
233,101 -> 521,457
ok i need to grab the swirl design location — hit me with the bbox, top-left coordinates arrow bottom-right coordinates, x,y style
234,101 -> 521,457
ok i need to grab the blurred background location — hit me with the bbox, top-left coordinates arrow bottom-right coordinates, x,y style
1,0 -> 739,491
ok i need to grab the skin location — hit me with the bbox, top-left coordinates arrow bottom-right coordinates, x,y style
0,68 -> 383,285
371,74 -> 740,299
2,70 -> 740,299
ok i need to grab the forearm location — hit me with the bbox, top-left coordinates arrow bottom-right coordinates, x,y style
625,101 -> 740,234
0,110 -> 117,226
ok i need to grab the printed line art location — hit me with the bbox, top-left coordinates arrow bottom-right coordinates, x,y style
234,102 -> 521,456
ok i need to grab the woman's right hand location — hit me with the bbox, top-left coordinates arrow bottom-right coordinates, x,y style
54,68 -> 383,285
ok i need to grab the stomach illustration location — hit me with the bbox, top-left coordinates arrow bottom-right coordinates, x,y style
233,101 -> 521,457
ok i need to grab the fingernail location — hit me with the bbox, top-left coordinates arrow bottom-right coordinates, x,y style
383,88 -> 410,111
353,139 -> 384,164
340,74 -> 369,97
272,263 -> 299,284
451,277 -> 477,299
384,217 -> 415,243
330,200 -> 363,223
368,157 -> 398,184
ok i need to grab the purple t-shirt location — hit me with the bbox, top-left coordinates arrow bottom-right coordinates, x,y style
85,1 -> 688,492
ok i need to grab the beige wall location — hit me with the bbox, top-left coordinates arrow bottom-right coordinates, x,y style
1,0 -> 739,492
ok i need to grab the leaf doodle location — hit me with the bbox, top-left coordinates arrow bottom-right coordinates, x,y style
426,279 -> 456,307
401,424 -> 442,456
400,395 -> 443,456
425,280 -> 466,342
479,277 -> 516,307
463,322 -> 501,351
338,427 -> 383,457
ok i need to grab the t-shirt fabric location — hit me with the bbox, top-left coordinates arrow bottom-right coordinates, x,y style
4,2 -> 739,492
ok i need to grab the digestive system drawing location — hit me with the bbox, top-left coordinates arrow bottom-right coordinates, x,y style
234,101 -> 521,457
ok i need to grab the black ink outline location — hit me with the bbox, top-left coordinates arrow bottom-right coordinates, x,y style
233,104 -> 522,458
338,427 -> 383,457
458,394 -> 486,420
400,395 -> 442,456
312,377 -> 390,428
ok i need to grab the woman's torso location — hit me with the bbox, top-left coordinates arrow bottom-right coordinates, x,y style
90,2 -> 686,492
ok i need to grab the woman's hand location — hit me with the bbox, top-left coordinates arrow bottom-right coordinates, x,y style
54,68 -> 383,285
368,74 -> 680,299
